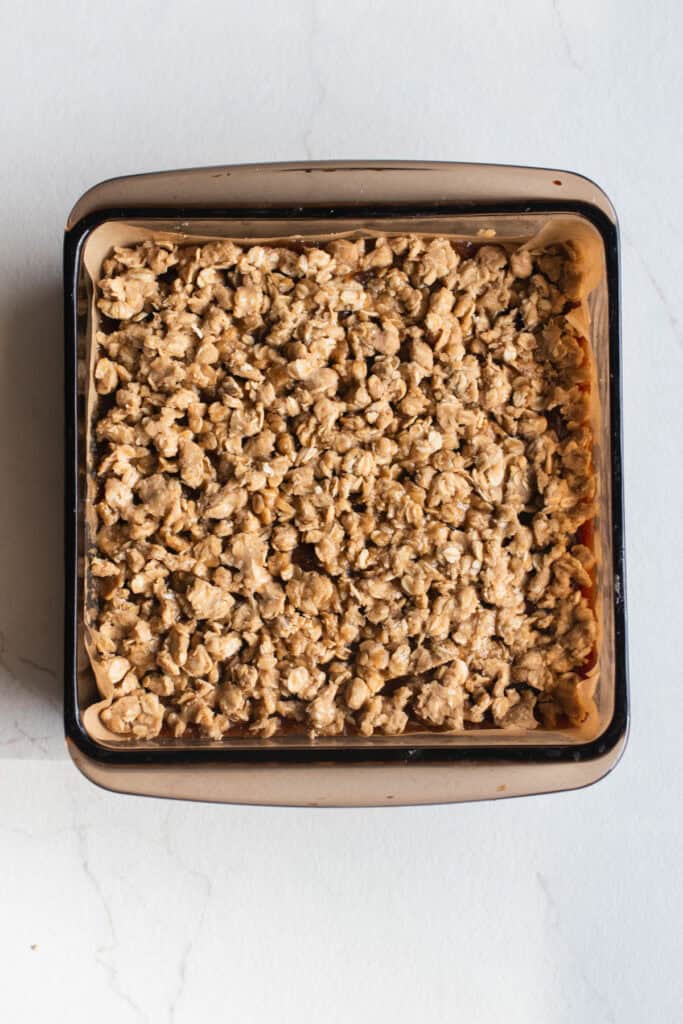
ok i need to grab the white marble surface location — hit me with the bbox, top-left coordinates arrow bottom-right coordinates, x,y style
0,0 -> 680,1020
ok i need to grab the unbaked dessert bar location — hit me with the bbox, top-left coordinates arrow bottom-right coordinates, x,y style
86,234 -> 596,739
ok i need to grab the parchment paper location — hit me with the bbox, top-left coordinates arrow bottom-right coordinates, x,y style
79,214 -> 606,745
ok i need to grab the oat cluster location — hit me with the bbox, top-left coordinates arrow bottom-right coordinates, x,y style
88,234 -> 596,740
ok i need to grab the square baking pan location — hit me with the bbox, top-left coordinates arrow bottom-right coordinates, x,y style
64,161 -> 628,805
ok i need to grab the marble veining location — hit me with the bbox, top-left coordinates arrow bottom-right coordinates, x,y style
0,1 -> 680,1021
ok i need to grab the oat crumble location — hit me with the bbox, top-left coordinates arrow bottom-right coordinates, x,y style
87,234 -> 596,740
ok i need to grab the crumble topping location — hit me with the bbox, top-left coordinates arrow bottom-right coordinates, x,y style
87,234 -> 596,740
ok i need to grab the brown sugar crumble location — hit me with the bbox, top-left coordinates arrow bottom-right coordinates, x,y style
87,234 -> 596,740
